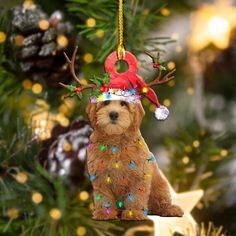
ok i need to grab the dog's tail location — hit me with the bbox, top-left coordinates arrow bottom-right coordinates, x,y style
148,164 -> 184,216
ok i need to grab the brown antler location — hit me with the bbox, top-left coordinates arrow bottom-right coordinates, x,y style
59,46 -> 97,91
146,51 -> 175,87
147,69 -> 176,87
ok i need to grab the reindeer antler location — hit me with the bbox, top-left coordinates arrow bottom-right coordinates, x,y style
147,69 -> 176,87
59,46 -> 97,93
146,51 -> 175,87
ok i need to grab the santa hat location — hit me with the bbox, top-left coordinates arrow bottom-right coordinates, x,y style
90,51 -> 171,121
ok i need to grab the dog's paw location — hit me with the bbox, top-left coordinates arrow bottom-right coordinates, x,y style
121,209 -> 148,221
152,204 -> 184,217
92,208 -> 118,220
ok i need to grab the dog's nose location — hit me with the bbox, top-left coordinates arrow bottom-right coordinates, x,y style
109,112 -> 119,121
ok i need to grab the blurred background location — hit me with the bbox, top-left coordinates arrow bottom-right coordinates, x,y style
0,0 -> 235,235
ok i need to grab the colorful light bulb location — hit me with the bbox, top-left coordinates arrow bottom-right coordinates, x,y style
106,207 -> 111,215
95,194 -> 103,201
87,143 -> 94,149
103,202 -> 111,208
106,175 -> 112,184
89,174 -> 96,181
111,145 -> 119,154
129,161 -> 136,170
138,139 -> 144,146
100,144 -> 107,151
128,210 -> 133,217
145,172 -> 152,177
114,161 -> 120,169
138,188 -> 145,193
127,194 -> 135,202
117,200 -> 124,209
148,156 -> 156,162
142,87 -> 149,93
130,88 -> 136,95
143,209 -> 148,215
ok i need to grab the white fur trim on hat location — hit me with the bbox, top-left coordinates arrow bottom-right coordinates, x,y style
154,105 -> 169,121
90,89 -> 141,103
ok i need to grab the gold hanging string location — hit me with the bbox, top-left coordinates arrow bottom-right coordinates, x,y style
117,0 -> 125,60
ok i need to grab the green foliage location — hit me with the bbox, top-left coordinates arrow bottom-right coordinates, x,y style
67,0 -> 174,61
165,121 -> 232,206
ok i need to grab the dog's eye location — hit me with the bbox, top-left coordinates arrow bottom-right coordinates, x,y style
120,101 -> 128,107
103,100 -> 110,106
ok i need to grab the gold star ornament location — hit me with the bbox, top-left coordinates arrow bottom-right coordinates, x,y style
149,188 -> 204,236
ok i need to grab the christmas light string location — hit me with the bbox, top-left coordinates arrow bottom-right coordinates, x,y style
88,139 -> 156,217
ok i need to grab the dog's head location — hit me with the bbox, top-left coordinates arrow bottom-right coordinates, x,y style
86,100 -> 145,135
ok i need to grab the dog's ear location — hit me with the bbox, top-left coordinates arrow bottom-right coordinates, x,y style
86,102 -> 97,128
131,102 -> 145,129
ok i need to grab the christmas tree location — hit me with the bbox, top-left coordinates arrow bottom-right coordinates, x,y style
0,0 -> 235,235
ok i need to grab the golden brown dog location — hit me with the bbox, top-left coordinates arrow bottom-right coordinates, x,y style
86,100 -> 183,220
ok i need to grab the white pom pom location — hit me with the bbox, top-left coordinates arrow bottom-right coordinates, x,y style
154,105 -> 169,121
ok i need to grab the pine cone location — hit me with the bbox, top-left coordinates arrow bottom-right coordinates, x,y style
11,2 -> 78,88
38,117 -> 92,186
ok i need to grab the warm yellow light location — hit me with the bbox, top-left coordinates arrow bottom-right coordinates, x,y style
143,8 -> 150,16
79,191 -> 89,201
207,16 -> 230,48
15,172 -> 28,184
220,149 -> 228,157
83,53 -> 94,64
98,95 -> 103,102
86,18 -> 96,27
182,156 -> 190,164
168,80 -> 175,87
167,61 -> 176,70
76,226 -> 87,236
149,104 -> 156,112
7,208 -> 19,220
0,31 -> 6,43
160,8 -> 170,17
49,208 -> 62,220
22,79 -> 32,89
23,0 -> 35,10
189,1 -> 236,51
208,16 -> 230,37
114,162 -> 120,169
184,145 -> 193,153
89,202 -> 94,210
163,99 -> 171,107
57,35 -> 69,48
32,192 -> 43,204
145,171 -> 152,177
96,29 -> 105,38
187,87 -> 194,95
143,98 -> 150,106
106,176 -> 112,184
14,35 -> 24,46
142,87 -> 149,93
59,104 -> 69,114
128,210 -> 133,217
32,83 -> 43,94
38,19 -> 50,31
80,78 -> 88,85
63,143 -> 72,152
56,113 -> 70,127
193,140 -> 200,148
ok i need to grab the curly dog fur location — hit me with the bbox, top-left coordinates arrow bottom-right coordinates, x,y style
86,100 -> 183,220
